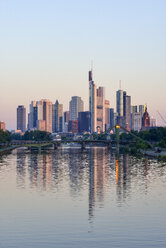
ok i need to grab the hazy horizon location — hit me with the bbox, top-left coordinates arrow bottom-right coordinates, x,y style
1,0 -> 166,130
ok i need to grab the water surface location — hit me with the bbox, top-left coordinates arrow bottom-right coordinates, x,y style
0,147 -> 166,248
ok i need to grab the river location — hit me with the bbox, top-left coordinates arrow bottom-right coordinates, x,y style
0,147 -> 166,247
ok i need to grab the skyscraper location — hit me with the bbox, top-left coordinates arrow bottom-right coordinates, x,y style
78,111 -> 91,133
36,99 -> 52,133
28,101 -> 37,130
116,89 -> 131,129
89,70 -> 97,133
17,105 -> 26,132
63,111 -> 69,132
125,95 -> 131,130
139,105 -> 146,117
105,100 -> 110,130
116,90 -> 124,117
52,100 -> 63,133
96,87 -> 105,132
69,96 -> 84,121
89,70 -> 105,133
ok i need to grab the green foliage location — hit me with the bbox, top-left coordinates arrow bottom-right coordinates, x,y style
0,130 -> 11,143
138,127 -> 166,142
11,133 -> 22,140
158,139 -> 166,148
23,131 -> 52,141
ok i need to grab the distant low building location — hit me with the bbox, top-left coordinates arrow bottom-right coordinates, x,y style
142,107 -> 150,130
132,112 -> 142,132
0,121 -> 5,131
68,120 -> 78,134
150,117 -> 157,127
78,111 -> 90,133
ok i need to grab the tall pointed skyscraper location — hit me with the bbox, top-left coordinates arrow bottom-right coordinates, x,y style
89,70 -> 97,133
89,70 -> 105,133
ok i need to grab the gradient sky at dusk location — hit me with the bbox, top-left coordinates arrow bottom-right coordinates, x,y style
0,0 -> 166,130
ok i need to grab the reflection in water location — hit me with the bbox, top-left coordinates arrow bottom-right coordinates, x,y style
115,154 -> 131,205
0,147 -> 165,248
89,148 -> 108,221
16,149 -> 26,188
14,147 -> 166,221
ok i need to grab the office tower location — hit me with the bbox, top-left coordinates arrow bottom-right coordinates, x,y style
116,89 -> 131,130
139,105 -> 146,117
142,107 -> 150,130
78,111 -> 91,133
132,112 -> 142,131
36,99 -> 52,133
69,96 -> 84,121
104,100 -> 110,131
89,70 -> 105,133
116,90 -> 124,117
125,95 -> 131,130
96,87 -> 105,132
28,101 -> 37,130
63,111 -> 69,132
52,100 -> 63,133
131,105 -> 137,114
37,120 -> 46,131
17,105 -> 26,132
0,121 -> 5,131
109,108 -> 114,130
89,70 -> 97,133
64,111 -> 69,123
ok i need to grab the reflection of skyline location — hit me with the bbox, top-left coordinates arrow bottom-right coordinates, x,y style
88,148 -> 108,221
14,148 -> 161,221
115,154 -> 131,204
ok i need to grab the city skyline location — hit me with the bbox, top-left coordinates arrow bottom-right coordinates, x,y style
1,69 -> 164,131
1,0 -> 166,129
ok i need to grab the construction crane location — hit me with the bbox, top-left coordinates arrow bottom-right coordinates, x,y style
157,111 -> 166,126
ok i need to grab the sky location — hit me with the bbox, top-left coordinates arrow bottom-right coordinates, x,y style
0,0 -> 166,130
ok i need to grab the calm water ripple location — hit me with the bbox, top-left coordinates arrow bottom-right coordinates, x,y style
0,147 -> 166,248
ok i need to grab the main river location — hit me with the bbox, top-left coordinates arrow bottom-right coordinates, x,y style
0,147 -> 166,248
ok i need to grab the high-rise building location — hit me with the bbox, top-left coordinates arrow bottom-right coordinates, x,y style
17,105 -> 26,132
139,105 -> 146,117
78,111 -> 91,133
116,89 -> 131,130
132,112 -> 142,131
0,121 -> 5,131
131,105 -> 137,114
89,70 -> 105,133
116,90 -> 124,117
105,100 -> 110,130
63,111 -> 70,133
28,101 -> 37,130
89,70 -> 97,133
125,95 -> 131,130
69,96 -> 84,121
96,87 -> 105,132
36,99 -> 52,132
109,108 -> 114,130
52,100 -> 63,133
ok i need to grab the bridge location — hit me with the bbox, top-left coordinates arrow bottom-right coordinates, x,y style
0,139 -> 136,151
0,125 -> 151,153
